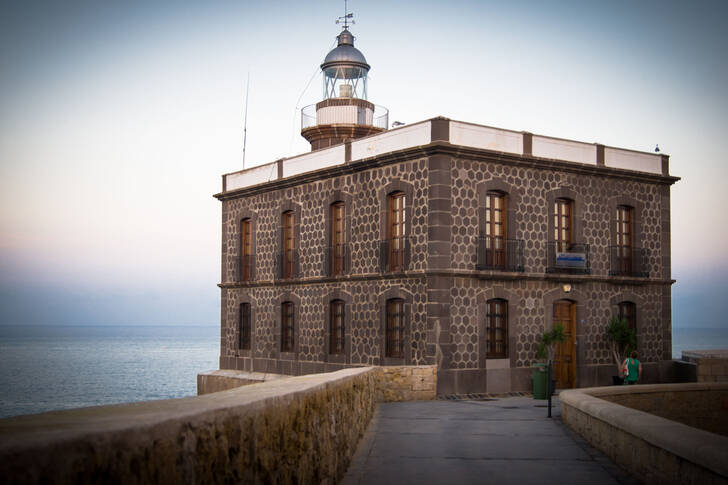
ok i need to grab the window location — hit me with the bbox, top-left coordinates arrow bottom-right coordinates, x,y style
386,298 -> 405,358
618,301 -> 636,332
486,299 -> 508,358
240,219 -> 252,281
283,211 -> 295,279
485,191 -> 507,269
388,191 -> 406,271
616,205 -> 633,274
329,300 -> 345,354
281,301 -> 294,352
554,198 -> 573,251
238,303 -> 251,350
331,202 -> 345,276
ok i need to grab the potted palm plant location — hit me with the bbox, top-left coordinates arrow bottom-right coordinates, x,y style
605,316 -> 637,385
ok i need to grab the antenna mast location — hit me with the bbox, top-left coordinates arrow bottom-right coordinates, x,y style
242,72 -> 250,169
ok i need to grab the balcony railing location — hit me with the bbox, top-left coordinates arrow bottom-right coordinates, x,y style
233,255 -> 255,282
546,242 -> 591,275
275,250 -> 299,280
609,246 -> 649,277
475,237 -> 524,272
324,244 -> 350,277
380,237 -> 412,272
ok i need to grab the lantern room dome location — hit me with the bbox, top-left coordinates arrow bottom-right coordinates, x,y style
321,29 -> 370,74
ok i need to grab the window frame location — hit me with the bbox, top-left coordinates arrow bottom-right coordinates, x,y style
388,191 -> 406,272
282,210 -> 295,279
484,191 -> 507,269
329,299 -> 346,355
240,218 -> 252,282
485,298 -> 508,359
554,198 -> 573,251
238,302 -> 251,351
330,202 -> 346,276
385,298 -> 405,359
281,301 -> 294,353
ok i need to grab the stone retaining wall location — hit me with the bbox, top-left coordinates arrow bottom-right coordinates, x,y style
197,365 -> 438,402
682,350 -> 728,383
197,369 -> 288,394
0,368 -> 377,484
560,383 -> 728,485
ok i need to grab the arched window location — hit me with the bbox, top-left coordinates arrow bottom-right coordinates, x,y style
554,198 -> 573,251
281,301 -> 294,352
618,301 -> 637,332
238,302 -> 251,350
484,191 -> 507,269
486,299 -> 508,358
330,202 -> 346,276
240,218 -> 252,282
615,205 -> 634,274
388,191 -> 406,271
329,300 -> 345,354
386,298 -> 405,358
282,211 -> 295,279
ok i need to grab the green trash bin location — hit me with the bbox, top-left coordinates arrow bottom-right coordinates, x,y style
532,363 -> 548,399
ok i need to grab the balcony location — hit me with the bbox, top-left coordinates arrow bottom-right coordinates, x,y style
475,237 -> 524,272
324,244 -> 350,277
609,246 -> 649,277
380,237 -> 412,273
275,250 -> 299,280
546,242 -> 591,275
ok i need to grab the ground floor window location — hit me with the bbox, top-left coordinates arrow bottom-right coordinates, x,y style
486,299 -> 508,358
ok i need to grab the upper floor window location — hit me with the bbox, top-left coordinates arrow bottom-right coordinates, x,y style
240,218 -> 252,282
484,191 -> 507,269
615,205 -> 634,274
282,211 -> 295,279
281,301 -> 294,352
385,298 -> 405,358
239,302 -> 251,350
486,299 -> 508,358
388,191 -> 406,271
618,301 -> 636,332
329,300 -> 345,354
331,202 -> 346,276
554,198 -> 573,251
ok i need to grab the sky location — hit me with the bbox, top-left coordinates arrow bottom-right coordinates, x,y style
0,0 -> 726,327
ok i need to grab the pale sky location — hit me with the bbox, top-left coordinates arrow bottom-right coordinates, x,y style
1,0 -> 726,327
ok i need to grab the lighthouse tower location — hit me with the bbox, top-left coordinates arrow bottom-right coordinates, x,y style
301,22 -> 388,151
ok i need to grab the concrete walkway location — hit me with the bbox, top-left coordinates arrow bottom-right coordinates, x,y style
343,396 -> 639,485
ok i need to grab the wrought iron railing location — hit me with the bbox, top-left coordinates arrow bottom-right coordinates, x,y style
609,246 -> 649,277
546,242 -> 591,275
325,244 -> 350,277
475,237 -> 524,272
275,250 -> 299,280
380,237 -> 412,272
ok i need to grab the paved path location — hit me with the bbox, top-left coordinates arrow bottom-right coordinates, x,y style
343,396 -> 638,485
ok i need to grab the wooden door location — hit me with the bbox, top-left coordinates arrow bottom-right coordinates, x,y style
553,300 -> 576,389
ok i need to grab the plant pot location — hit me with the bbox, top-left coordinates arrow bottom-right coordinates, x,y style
612,375 -> 624,386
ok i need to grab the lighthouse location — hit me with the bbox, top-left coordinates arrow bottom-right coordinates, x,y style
301,24 -> 388,151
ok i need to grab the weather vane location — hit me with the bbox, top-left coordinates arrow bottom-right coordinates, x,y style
335,0 -> 354,30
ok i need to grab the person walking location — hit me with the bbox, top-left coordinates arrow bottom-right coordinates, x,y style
622,351 -> 642,385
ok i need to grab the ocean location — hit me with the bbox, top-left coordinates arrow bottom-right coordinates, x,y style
0,325 -> 726,419
0,325 -> 219,419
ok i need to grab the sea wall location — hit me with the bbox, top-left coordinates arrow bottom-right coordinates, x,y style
0,368 -> 377,484
560,383 -> 728,485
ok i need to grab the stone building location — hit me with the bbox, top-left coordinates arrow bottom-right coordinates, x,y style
214,26 -> 678,395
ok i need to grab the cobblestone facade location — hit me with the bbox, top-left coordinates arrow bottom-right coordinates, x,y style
216,128 -> 676,395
